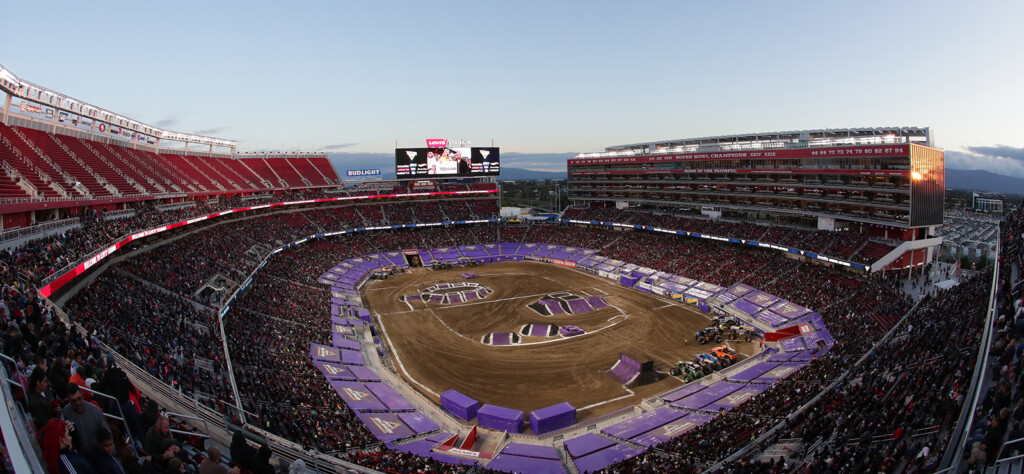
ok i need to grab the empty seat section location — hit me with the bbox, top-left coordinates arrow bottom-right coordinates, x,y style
130,149 -> 196,192
59,137 -> 138,195
200,157 -> 248,190
308,156 -> 339,184
18,127 -> 110,197
241,158 -> 280,187
161,154 -> 215,191
0,125 -> 60,197
265,158 -> 305,187
223,159 -> 267,189
184,155 -> 234,190
68,137 -> 161,194
289,157 -> 329,186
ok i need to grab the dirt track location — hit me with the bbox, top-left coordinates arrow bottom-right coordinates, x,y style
364,261 -> 752,422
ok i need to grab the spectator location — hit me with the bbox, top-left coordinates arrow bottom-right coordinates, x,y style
61,384 -> 110,457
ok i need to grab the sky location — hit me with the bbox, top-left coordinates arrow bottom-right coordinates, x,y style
3,1 -> 1024,175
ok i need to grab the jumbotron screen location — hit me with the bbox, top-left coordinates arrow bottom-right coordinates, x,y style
396,147 -> 500,177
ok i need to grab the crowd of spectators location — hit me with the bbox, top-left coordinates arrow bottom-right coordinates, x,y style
565,207 -> 898,264
0,191 -> 1012,473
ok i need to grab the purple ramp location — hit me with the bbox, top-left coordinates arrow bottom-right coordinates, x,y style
670,382 -> 744,410
365,382 -> 416,412
769,300 -> 810,319
564,433 -> 615,458
780,337 -> 806,352
490,332 -> 512,345
330,381 -> 387,411
530,402 -> 576,435
601,406 -> 686,441
312,361 -> 358,381
632,412 -> 714,447
349,365 -> 381,382
487,455 -> 567,474
530,324 -> 554,337
744,291 -> 780,307
393,439 -> 435,457
478,404 -> 525,433
573,444 -> 645,474
567,298 -> 594,313
309,344 -> 341,363
756,311 -> 791,328
586,295 -> 609,309
440,389 -> 479,421
501,443 -> 560,460
727,362 -> 781,383
661,383 -> 708,403
398,412 -> 439,434
789,349 -> 824,361
340,349 -> 365,365
703,384 -> 771,412
333,336 -> 361,351
355,412 -> 415,442
752,361 -> 809,384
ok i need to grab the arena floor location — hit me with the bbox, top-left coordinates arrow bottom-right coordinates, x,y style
364,261 -> 754,425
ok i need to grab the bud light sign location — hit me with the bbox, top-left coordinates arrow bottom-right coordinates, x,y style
346,169 -> 382,177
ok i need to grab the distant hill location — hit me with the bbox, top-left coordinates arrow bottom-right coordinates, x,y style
946,169 -> 1024,195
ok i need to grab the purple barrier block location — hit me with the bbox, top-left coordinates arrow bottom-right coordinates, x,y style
440,389 -> 479,421
767,351 -> 798,362
752,361 -> 809,383
780,336 -> 806,352
366,382 -> 416,412
670,382 -> 743,410
333,337 -> 361,351
789,349 -> 824,361
331,316 -> 349,326
330,381 -> 387,411
726,362 -> 780,383
631,413 -> 714,447
501,443 -> 560,460
744,291 -> 780,308
703,384 -> 771,412
559,325 -> 585,337
478,404 -> 525,433
661,383 -> 707,402
601,407 -> 686,441
487,455 -> 567,474
769,300 -> 810,319
732,299 -> 763,316
348,365 -> 381,382
530,402 -> 576,435
567,298 -> 594,313
313,361 -> 358,381
355,412 -> 415,442
620,275 -> 640,287
309,344 -> 341,363
340,349 -> 365,366
393,439 -> 435,456
726,283 -> 756,297
573,444 -> 645,473
427,451 -> 477,466
399,412 -> 439,434
756,311 -> 791,328
331,322 -> 355,336
564,433 -> 615,458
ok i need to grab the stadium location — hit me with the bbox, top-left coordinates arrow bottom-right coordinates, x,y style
0,61 -> 1017,474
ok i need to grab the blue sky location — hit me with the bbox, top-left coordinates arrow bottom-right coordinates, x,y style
3,1 -> 1024,175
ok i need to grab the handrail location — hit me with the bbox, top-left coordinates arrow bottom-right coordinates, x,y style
938,231 -> 1000,469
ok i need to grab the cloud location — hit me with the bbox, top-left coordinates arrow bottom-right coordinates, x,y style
192,127 -> 231,135
500,152 -> 575,172
946,145 -> 1024,178
153,117 -> 178,128
324,143 -> 359,150
965,145 -> 1024,163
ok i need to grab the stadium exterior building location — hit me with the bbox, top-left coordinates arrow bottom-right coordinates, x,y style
567,127 -> 945,271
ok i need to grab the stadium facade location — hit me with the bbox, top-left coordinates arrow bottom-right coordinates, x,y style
568,127 -> 944,271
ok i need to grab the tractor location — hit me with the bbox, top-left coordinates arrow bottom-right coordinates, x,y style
696,326 -> 723,345
669,360 -> 705,383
